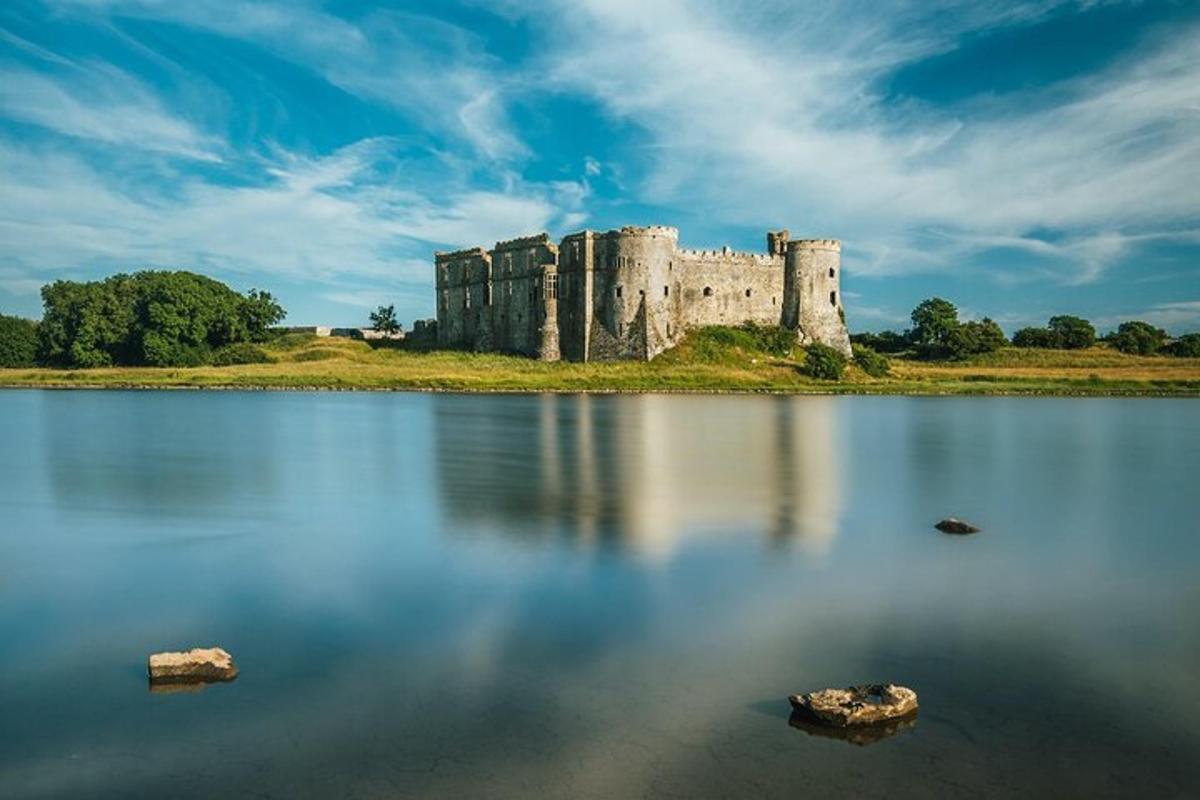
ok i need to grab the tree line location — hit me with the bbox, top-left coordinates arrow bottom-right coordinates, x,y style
851,297 -> 1200,361
0,271 -> 285,368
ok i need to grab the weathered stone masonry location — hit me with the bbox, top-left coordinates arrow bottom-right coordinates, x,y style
435,226 -> 851,361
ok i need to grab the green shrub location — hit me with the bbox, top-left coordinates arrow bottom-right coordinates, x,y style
684,324 -> 796,363
850,330 -> 908,354
1012,327 -> 1060,348
852,344 -> 890,377
0,314 -> 40,367
211,343 -> 273,365
946,318 -> 1007,359
738,322 -> 796,357
803,343 -> 847,380
1107,321 -> 1167,355
1165,333 -> 1200,357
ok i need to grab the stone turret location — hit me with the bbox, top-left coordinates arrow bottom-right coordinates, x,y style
783,239 -> 851,356
432,223 -> 853,362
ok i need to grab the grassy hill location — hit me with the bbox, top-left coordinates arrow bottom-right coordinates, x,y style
1,329 -> 1197,395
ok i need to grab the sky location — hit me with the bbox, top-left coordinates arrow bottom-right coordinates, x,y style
0,0 -> 1197,332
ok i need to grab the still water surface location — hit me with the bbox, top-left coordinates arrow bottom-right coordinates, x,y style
0,391 -> 1197,798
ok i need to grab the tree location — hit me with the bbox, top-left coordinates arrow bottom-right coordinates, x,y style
369,304 -> 400,335
242,289 -> 286,341
1012,327 -> 1060,348
946,318 -> 1008,359
803,343 -> 847,380
909,298 -> 959,349
38,271 -> 288,367
1165,333 -> 1200,358
0,314 -> 39,367
1107,321 -> 1167,355
1047,315 -> 1096,350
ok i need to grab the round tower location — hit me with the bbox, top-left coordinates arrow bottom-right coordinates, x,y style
607,226 -> 679,359
783,239 -> 851,356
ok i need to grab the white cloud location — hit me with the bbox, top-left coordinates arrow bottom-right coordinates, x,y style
0,62 -> 221,160
0,136 -> 587,299
1094,301 -> 1200,333
46,0 -> 530,162
518,0 -> 1200,284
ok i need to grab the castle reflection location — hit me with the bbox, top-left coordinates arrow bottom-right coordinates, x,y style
433,394 -> 844,559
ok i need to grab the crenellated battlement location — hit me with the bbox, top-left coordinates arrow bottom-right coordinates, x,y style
435,246 -> 489,262
788,238 -> 841,251
493,232 -> 553,251
676,248 -> 781,264
431,222 -> 850,360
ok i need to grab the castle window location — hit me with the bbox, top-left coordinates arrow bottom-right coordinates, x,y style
772,296 -> 776,306
830,291 -> 837,306
829,268 -> 835,278
663,285 -> 669,297
703,286 -> 713,297
616,286 -> 622,299
745,288 -> 752,298
545,273 -> 558,300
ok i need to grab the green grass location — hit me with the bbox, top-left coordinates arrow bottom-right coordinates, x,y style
1,333 -> 1198,396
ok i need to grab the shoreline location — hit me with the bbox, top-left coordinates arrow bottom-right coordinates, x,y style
4,335 -> 1197,397
1,380 -> 1195,398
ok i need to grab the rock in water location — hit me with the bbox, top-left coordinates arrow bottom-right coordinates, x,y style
148,647 -> 238,683
788,684 -> 918,727
789,710 -> 917,746
935,518 -> 980,534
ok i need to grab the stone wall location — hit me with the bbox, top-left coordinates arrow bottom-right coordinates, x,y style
434,224 -> 851,362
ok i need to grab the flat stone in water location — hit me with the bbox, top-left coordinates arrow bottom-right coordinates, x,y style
148,647 -> 239,684
789,709 -> 917,746
936,518 -> 981,534
788,684 -> 918,727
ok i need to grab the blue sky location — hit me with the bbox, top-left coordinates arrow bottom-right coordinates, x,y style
1,0 -> 1197,331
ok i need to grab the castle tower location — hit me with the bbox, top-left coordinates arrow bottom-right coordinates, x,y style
783,239 -> 852,356
539,264 -> 561,362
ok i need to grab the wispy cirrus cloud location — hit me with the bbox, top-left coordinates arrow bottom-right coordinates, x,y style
518,0 -> 1200,285
0,62 -> 221,160
0,136 -> 587,313
45,0 -> 531,162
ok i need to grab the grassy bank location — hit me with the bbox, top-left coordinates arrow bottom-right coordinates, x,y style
1,332 -> 1198,395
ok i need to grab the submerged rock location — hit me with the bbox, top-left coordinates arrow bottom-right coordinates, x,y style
789,709 -> 917,745
148,647 -> 238,684
788,684 -> 918,727
935,518 -> 980,534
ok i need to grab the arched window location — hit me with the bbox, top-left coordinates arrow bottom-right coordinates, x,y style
830,291 -> 837,306
703,286 -> 713,297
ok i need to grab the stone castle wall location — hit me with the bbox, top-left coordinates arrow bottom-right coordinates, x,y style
434,225 -> 851,361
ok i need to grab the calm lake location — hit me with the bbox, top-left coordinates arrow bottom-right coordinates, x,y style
1,391 -> 1197,798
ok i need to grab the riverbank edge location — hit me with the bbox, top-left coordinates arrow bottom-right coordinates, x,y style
1,380 -> 1196,397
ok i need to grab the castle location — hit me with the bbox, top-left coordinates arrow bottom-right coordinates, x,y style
434,226 -> 851,362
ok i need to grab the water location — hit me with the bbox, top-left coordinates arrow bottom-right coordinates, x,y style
0,391 -> 1197,798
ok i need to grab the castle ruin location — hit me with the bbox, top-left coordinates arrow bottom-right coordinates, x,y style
434,226 -> 851,362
